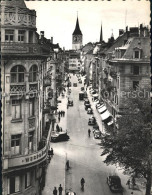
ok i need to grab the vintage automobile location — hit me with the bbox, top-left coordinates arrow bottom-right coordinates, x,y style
88,116 -> 96,125
51,132 -> 70,142
85,104 -> 91,110
93,129 -> 101,139
107,176 -> 123,193
87,108 -> 93,114
73,83 -> 77,87
68,100 -> 73,106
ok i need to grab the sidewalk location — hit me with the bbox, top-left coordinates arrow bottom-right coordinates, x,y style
42,90 -> 68,195
87,87 -> 146,195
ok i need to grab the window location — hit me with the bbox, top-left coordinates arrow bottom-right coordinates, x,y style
11,134 -> 21,155
133,65 -> 139,75
25,171 -> 31,188
29,65 -> 38,82
28,132 -> 34,153
29,31 -> 33,43
5,30 -> 14,42
134,51 -> 139,59
11,65 -> 25,83
29,99 -> 35,116
133,81 -> 139,90
8,176 -> 20,194
18,30 -> 25,42
12,100 -> 21,120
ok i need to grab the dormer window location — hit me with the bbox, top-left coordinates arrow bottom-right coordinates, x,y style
133,47 -> 141,59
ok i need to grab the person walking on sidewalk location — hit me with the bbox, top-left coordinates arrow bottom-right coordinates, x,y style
58,184 -> 63,195
58,111 -> 61,118
58,115 -> 60,122
53,187 -> 57,195
63,111 -> 65,117
88,129 -> 91,137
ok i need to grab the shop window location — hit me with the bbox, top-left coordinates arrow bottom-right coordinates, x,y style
8,176 -> 20,194
29,99 -> 35,116
133,65 -> 139,75
12,100 -> 21,120
18,30 -> 25,42
133,81 -> 139,90
29,65 -> 38,82
11,134 -> 21,155
11,65 -> 25,83
5,30 -> 14,42
28,132 -> 34,153
25,171 -> 31,188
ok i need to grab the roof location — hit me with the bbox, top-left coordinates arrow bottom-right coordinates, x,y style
73,17 -> 82,35
1,0 -> 27,8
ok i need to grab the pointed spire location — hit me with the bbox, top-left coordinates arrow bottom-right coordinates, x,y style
100,22 -> 103,43
73,15 -> 82,35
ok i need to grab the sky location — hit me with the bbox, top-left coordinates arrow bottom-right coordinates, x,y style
25,0 -> 150,50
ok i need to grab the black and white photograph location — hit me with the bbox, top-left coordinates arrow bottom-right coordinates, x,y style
1,0 -> 151,195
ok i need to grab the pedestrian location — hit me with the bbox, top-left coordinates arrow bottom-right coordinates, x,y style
60,127 -> 62,132
66,160 -> 70,170
53,187 -> 57,195
88,129 -> 91,137
63,111 -> 65,117
67,104 -> 68,109
58,184 -> 63,195
56,124 -> 60,132
50,148 -> 54,157
126,179 -> 130,189
61,111 -> 63,117
58,115 -> 60,122
58,111 -> 61,117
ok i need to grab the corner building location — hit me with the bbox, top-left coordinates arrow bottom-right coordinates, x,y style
1,0 -> 51,194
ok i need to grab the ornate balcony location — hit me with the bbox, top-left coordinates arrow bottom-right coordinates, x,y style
43,101 -> 51,114
10,83 -> 26,96
1,42 -> 50,56
28,117 -> 35,131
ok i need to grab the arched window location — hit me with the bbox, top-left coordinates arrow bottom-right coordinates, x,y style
29,65 -> 38,82
11,65 -> 25,83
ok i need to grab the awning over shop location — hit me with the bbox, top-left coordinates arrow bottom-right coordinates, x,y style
100,110 -> 111,121
107,120 -> 114,126
92,94 -> 98,97
98,106 -> 107,113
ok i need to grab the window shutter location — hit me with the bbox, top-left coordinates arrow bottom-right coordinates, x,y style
12,106 -> 16,119
7,178 -> 10,194
29,102 -> 32,116
15,176 -> 20,192
27,172 -> 31,187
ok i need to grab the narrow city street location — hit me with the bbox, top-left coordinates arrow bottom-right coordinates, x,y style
43,74 -> 145,195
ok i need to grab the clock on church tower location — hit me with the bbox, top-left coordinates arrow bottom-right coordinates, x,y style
72,17 -> 83,50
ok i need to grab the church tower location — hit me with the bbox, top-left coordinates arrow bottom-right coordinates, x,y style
72,16 -> 83,50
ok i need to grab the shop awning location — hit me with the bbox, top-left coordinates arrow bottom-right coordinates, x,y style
100,110 -> 111,121
98,106 -> 107,113
92,94 -> 98,97
107,120 -> 114,126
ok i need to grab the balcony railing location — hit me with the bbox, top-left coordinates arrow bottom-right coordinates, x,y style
29,117 -> 35,130
1,42 -> 50,55
10,83 -> 26,96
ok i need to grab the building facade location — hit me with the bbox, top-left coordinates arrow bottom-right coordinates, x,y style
1,1 -> 62,194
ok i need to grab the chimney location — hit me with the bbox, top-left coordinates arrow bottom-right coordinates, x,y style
119,29 -> 124,36
63,47 -> 65,52
40,31 -> 44,39
144,27 -> 149,37
126,26 -> 128,32
51,37 -> 53,44
139,24 -> 144,37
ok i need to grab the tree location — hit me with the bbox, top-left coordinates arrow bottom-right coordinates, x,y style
101,89 -> 152,195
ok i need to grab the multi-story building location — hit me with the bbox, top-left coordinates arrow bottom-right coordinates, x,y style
1,1 -> 62,194
100,25 -> 150,119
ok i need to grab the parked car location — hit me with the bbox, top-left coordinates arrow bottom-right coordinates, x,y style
73,83 -> 77,87
107,176 -> 123,193
81,87 -> 84,91
85,104 -> 91,110
51,132 -> 70,142
84,99 -> 89,105
88,116 -> 96,125
87,108 -> 93,114
93,129 -> 101,139
68,100 -> 73,106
